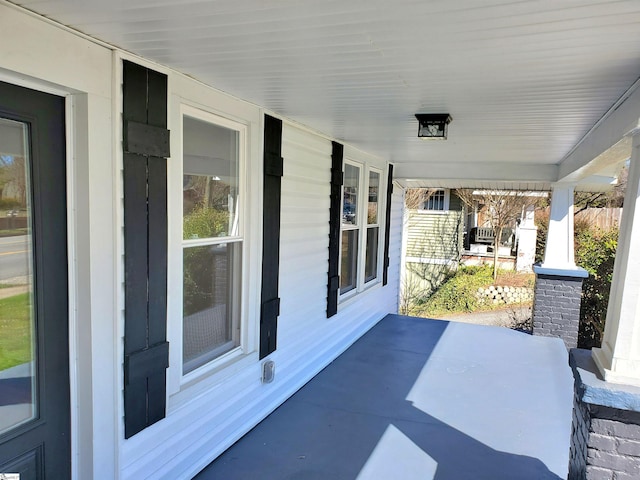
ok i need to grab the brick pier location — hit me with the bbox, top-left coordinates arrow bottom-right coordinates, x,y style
531,266 -> 588,349
569,349 -> 640,480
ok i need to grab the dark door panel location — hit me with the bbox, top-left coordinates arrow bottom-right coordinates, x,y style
0,81 -> 70,479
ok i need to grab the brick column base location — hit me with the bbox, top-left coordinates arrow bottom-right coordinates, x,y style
569,349 -> 640,480
532,265 -> 588,349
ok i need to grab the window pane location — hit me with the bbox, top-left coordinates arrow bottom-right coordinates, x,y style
183,116 -> 239,240
365,227 -> 379,283
340,230 -> 358,294
342,164 -> 359,225
368,171 -> 379,224
183,242 -> 241,373
425,190 -> 445,211
0,118 -> 37,435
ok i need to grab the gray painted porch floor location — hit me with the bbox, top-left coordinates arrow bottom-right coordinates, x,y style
196,314 -> 574,480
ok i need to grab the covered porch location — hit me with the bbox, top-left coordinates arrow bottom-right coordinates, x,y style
2,1 -> 640,479
197,314 -> 573,480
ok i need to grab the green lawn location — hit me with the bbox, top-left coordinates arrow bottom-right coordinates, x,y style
0,228 -> 29,238
0,293 -> 32,371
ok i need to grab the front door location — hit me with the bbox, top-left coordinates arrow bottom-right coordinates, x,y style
0,81 -> 70,479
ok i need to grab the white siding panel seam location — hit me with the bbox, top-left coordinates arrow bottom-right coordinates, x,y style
282,174 -> 328,187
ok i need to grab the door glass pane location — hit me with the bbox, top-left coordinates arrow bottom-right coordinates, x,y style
0,118 -> 36,436
183,242 -> 241,373
342,164 -> 359,226
183,115 -> 239,239
340,230 -> 358,294
365,227 -> 379,283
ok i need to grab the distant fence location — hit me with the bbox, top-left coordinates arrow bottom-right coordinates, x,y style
0,216 -> 27,230
574,208 -> 622,229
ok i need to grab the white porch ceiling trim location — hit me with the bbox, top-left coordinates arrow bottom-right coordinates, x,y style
396,162 -> 557,185
559,78 -> 640,183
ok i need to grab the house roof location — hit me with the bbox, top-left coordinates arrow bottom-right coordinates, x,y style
11,0 -> 640,190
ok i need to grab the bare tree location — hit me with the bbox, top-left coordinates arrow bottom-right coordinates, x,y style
456,189 -> 540,280
574,163 -> 628,214
404,188 -> 438,209
0,155 -> 27,207
605,163 -> 627,208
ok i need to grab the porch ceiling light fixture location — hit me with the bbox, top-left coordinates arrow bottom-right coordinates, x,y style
415,113 -> 452,140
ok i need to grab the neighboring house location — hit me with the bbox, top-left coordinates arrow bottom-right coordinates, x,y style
2,3 -> 640,480
403,189 -> 464,297
403,189 -> 540,294
462,191 -> 543,272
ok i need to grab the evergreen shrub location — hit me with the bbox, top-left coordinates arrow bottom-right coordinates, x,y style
575,221 -> 618,348
416,265 -> 493,316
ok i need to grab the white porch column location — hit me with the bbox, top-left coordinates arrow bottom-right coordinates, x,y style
593,132 -> 640,386
532,183 -> 587,348
542,183 -> 577,269
516,204 -> 537,272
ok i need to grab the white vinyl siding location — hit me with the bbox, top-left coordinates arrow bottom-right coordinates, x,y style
387,183 -> 404,306
278,125 -> 332,330
275,123 -> 400,380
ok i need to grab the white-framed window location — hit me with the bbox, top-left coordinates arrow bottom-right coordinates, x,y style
340,162 -> 360,294
422,189 -> 450,211
365,170 -> 381,283
180,106 -> 245,375
339,161 -> 383,296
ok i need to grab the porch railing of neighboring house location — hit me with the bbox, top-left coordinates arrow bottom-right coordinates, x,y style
475,227 -> 495,244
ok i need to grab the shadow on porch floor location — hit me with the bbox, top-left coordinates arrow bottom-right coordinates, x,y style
196,314 -> 573,480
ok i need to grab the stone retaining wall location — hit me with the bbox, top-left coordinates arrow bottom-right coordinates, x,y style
476,285 -> 533,306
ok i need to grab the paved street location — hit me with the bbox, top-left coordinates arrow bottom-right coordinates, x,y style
437,305 -> 532,329
0,235 -> 30,282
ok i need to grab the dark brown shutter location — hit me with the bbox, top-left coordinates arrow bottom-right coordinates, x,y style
122,60 -> 170,438
260,115 -> 283,359
382,164 -> 394,286
327,141 -> 344,317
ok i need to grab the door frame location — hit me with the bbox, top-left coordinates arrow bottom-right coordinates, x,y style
0,79 -> 70,477
0,71 -> 116,479
0,74 -> 79,479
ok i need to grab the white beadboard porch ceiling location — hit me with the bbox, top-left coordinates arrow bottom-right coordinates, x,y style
11,0 -> 640,189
